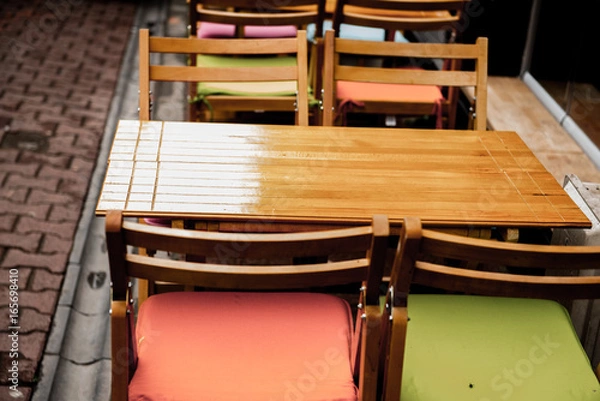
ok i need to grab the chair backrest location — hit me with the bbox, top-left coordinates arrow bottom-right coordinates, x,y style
138,28 -> 309,125
332,0 -> 469,38
106,210 -> 389,300
321,30 -> 488,129
382,216 -> 600,401
189,0 -> 326,38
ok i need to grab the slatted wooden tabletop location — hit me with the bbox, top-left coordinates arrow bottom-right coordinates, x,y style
96,120 -> 591,229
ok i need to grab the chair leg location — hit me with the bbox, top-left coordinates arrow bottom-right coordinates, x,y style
111,301 -> 130,401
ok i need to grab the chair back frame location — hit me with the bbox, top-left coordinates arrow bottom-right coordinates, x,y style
106,210 -> 390,401
189,0 -> 326,39
321,30 -> 488,129
138,28 -> 310,125
332,0 -> 470,34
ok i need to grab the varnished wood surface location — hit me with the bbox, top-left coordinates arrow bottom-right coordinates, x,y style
96,120 -> 591,229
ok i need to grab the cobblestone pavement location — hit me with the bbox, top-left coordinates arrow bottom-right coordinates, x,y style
0,1 -> 139,399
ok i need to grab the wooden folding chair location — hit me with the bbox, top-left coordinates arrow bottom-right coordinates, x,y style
189,0 -> 325,39
107,210 -> 389,401
382,217 -> 600,401
321,30 -> 488,129
138,28 -> 310,125
332,0 -> 469,43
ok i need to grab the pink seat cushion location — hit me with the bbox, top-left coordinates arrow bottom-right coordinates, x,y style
142,217 -> 171,227
129,292 -> 358,401
197,22 -> 297,38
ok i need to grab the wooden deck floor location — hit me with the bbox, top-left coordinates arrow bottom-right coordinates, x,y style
482,76 -> 600,184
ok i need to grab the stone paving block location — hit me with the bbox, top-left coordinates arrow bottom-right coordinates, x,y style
48,205 -> 81,222
0,215 -> 16,231
0,163 -> 38,176
0,269 -> 32,289
0,332 -> 45,363
0,201 -> 48,220
28,189 -> 74,206
16,216 -> 77,240
26,84 -> 71,100
0,188 -> 28,204
29,269 -> 63,292
40,235 -> 72,254
38,162 -> 89,183
0,149 -> 18,163
1,249 -> 68,274
0,352 -> 37,384
14,290 -> 59,315
57,178 -> 91,199
0,233 -> 42,253
0,386 -> 32,401
5,175 -> 59,193
0,308 -> 51,334
17,152 -> 70,169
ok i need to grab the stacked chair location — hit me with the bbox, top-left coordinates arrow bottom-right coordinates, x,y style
331,0 -> 469,43
187,0 -> 325,124
319,0 -> 472,128
189,0 -> 325,39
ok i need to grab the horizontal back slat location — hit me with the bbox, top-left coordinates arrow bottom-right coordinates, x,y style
197,0 -> 321,8
335,66 -> 477,86
149,65 -> 299,82
343,0 -> 468,11
149,36 -> 300,55
413,261 -> 600,300
421,228 -> 600,270
197,8 -> 318,26
343,13 -> 460,31
107,211 -> 388,297
123,220 -> 375,259
335,38 -> 481,59
127,255 -> 370,290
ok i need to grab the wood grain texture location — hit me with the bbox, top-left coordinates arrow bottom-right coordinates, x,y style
96,120 -> 591,229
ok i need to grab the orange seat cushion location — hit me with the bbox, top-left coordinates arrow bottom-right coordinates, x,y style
129,292 -> 358,401
336,80 -> 443,103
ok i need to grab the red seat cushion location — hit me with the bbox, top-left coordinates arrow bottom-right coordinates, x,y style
129,292 -> 358,401
197,22 -> 297,38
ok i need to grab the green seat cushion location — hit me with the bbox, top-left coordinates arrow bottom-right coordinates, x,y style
194,54 -> 298,100
400,294 -> 600,401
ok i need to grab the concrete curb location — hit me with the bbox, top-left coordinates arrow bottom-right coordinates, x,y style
31,2 -> 171,400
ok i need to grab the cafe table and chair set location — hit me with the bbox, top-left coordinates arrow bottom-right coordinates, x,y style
97,2 -> 600,400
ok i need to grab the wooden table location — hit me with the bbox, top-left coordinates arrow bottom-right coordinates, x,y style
95,120 -> 591,233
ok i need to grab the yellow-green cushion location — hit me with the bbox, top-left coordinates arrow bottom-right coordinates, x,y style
400,294 -> 600,401
194,54 -> 298,100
